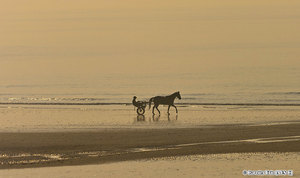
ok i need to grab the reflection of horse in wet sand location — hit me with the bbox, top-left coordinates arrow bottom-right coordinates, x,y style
152,114 -> 178,121
149,91 -> 181,115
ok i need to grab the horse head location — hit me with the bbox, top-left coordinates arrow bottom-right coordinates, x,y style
176,91 -> 181,100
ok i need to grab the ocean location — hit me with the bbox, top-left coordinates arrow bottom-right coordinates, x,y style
1,66 -> 300,106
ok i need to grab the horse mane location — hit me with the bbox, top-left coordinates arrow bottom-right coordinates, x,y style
170,91 -> 179,96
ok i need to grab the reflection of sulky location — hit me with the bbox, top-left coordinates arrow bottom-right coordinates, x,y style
137,114 -> 145,121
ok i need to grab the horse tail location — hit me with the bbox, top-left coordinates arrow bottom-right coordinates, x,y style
149,97 -> 154,109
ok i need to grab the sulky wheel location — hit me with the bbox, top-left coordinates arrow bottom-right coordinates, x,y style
137,107 -> 145,115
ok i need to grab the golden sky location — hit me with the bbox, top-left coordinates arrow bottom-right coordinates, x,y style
1,0 -> 300,81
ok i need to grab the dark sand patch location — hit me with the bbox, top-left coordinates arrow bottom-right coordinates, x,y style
1,123 -> 300,169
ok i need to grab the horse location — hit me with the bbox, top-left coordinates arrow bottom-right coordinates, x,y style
149,91 -> 181,115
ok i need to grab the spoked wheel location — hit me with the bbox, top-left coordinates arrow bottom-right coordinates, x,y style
137,107 -> 145,115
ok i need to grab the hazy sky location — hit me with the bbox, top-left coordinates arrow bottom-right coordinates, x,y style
1,0 -> 300,83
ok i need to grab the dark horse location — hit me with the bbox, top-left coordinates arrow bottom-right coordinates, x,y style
149,91 -> 181,115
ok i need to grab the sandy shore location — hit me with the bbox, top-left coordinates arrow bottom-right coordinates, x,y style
1,123 -> 300,169
1,152 -> 299,178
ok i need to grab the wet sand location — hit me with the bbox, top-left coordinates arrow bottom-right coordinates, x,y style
1,152 -> 299,178
1,123 -> 300,169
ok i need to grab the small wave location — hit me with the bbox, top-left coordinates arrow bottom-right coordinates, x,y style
268,92 -> 300,95
0,102 -> 130,106
60,98 -> 106,101
264,99 -> 300,102
181,97 -> 198,100
185,93 -> 210,96
5,97 -> 107,102
179,102 -> 300,106
285,92 -> 300,95
1,102 -> 300,106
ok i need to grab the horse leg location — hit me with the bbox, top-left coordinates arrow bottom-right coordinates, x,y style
167,105 -> 171,115
152,105 -> 155,115
172,104 -> 178,114
155,105 -> 160,115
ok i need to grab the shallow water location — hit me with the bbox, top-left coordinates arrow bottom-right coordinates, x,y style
1,104 -> 300,132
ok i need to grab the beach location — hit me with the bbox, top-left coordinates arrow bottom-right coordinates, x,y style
0,152 -> 299,178
1,122 -> 300,170
0,104 -> 300,177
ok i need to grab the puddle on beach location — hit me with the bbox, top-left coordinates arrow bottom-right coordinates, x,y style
0,153 -> 67,165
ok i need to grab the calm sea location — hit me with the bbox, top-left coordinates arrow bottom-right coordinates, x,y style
1,67 -> 300,106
